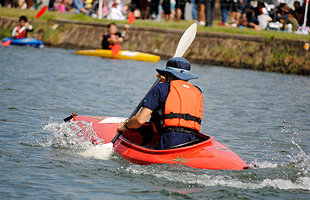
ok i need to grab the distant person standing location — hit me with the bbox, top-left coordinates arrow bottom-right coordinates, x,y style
293,1 -> 305,26
139,0 -> 149,19
231,0 -> 242,24
12,16 -> 33,39
204,0 -> 215,26
25,0 -> 33,8
196,0 -> 206,25
162,0 -> 171,21
175,0 -> 186,21
219,0 -> 231,26
191,0 -> 198,22
0,0 -> 5,7
149,0 -> 160,20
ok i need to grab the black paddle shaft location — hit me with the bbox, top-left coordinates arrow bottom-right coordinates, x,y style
111,77 -> 162,144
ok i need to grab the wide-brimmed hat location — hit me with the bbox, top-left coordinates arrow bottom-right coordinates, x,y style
156,57 -> 197,81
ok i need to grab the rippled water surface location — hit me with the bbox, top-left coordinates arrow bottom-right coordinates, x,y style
1,46 -> 309,199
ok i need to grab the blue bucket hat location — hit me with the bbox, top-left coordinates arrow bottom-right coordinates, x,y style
156,57 -> 198,81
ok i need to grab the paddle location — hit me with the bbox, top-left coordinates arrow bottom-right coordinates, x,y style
1,38 -> 11,46
31,5 -> 48,22
110,23 -> 197,144
111,12 -> 136,56
1,5 -> 47,47
111,43 -> 121,56
127,11 -> 136,25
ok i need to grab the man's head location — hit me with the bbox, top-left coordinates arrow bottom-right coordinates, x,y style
294,1 -> 300,9
107,23 -> 118,34
238,18 -> 248,26
19,16 -> 28,26
156,57 -> 198,81
112,0 -> 121,6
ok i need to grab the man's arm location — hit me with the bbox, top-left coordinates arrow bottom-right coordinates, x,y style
117,107 -> 153,132
25,23 -> 33,32
107,35 -> 124,44
248,22 -> 262,30
108,32 -> 124,43
12,26 -> 18,37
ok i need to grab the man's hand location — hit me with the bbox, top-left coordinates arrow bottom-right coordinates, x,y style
117,121 -> 127,132
156,73 -> 166,82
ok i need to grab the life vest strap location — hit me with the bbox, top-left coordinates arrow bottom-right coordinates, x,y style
163,112 -> 202,124
163,126 -> 198,135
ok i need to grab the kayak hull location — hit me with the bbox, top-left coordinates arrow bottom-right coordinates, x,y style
75,49 -> 160,62
2,37 -> 44,48
72,115 -> 248,170
114,136 -> 247,170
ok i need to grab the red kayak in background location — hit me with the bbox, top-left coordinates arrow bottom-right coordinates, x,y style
69,115 -> 249,170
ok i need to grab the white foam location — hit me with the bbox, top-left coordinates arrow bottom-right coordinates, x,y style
78,143 -> 114,160
125,165 -> 310,191
261,178 -> 310,190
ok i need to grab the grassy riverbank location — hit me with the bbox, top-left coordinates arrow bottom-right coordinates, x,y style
1,7 -> 310,41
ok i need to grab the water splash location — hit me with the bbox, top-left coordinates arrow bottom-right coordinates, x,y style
279,122 -> 310,176
261,177 -> 310,190
289,131 -> 310,176
43,120 -> 114,160
248,161 -> 278,169
44,120 -> 101,148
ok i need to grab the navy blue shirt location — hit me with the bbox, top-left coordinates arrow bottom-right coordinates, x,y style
142,81 -> 201,150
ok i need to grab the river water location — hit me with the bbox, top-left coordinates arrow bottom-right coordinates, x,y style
0,46 -> 309,199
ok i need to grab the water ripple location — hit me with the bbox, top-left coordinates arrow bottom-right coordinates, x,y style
0,46 -> 309,199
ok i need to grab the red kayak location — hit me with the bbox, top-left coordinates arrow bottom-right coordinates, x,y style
70,115 -> 249,170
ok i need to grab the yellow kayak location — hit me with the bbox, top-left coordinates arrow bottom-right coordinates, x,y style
76,49 -> 160,62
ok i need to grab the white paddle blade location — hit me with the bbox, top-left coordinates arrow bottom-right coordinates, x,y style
173,23 -> 197,58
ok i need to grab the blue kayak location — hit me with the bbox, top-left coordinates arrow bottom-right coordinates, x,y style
2,37 -> 44,48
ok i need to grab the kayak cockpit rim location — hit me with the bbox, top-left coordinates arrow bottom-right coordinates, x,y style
115,131 -> 214,153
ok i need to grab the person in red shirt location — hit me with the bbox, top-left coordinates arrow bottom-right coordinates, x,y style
12,16 -> 33,39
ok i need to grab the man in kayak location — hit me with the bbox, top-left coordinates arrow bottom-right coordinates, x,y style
101,22 -> 129,49
117,57 -> 203,150
12,16 -> 33,39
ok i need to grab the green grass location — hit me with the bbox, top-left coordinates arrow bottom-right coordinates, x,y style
1,7 -> 310,41
0,26 -> 11,38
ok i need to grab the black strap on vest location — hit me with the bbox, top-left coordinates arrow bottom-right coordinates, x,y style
163,112 -> 202,125
151,110 -> 201,135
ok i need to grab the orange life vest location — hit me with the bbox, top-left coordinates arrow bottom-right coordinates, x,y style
151,80 -> 203,134
15,26 -> 27,39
